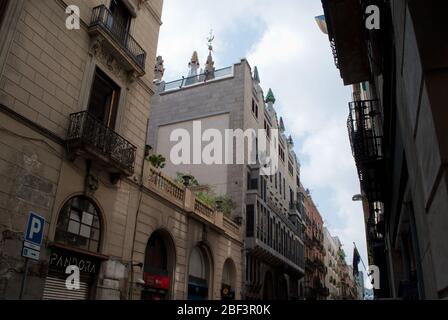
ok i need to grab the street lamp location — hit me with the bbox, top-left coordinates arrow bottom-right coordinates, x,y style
182,174 -> 192,187
352,194 -> 363,202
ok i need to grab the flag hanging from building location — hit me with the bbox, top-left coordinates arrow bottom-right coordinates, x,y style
315,15 -> 328,35
353,246 -> 361,276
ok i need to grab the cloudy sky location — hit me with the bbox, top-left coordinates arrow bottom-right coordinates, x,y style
157,0 -> 370,289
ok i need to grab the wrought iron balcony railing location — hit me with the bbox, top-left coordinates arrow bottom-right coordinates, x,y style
160,66 -> 234,92
348,99 -> 385,201
67,111 -> 137,176
246,206 -> 305,272
89,5 -> 146,72
314,258 -> 326,272
348,99 -> 383,163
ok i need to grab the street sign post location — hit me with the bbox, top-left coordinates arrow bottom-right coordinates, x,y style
19,212 -> 45,300
24,212 -> 45,246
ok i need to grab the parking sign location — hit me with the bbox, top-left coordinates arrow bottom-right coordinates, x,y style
24,212 -> 45,246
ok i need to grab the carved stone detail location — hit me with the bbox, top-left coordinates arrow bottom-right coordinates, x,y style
89,35 -> 129,83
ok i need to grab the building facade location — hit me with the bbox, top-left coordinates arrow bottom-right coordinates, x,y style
321,0 -> 448,299
0,0 -> 243,300
303,190 -> 328,300
324,227 -> 341,299
148,51 -> 306,300
356,271 -> 365,300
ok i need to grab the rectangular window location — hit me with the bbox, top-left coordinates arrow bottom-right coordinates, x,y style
0,0 -> 8,27
88,68 -> 121,129
279,148 -> 285,162
110,0 -> 131,31
288,162 -> 294,176
283,179 -> 286,200
264,120 -> 271,139
246,205 -> 254,237
251,99 -> 258,119
279,172 -> 282,195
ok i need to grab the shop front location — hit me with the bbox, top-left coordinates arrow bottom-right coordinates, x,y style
187,246 -> 210,300
42,196 -> 105,300
42,244 -> 106,300
221,259 -> 236,300
141,230 -> 175,300
141,271 -> 171,300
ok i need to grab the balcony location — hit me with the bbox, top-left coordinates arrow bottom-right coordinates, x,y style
347,99 -> 385,201
88,5 -> 146,76
305,257 -> 314,271
67,111 -> 136,179
245,206 -> 305,276
320,286 -> 330,297
314,258 -> 326,273
145,166 -> 241,240
321,0 -> 370,85
289,201 -> 305,217
304,234 -> 313,246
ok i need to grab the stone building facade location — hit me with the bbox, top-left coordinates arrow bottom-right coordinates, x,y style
148,51 -> 306,300
323,227 -> 340,299
303,189 -> 328,300
0,0 -> 243,300
322,0 -> 448,299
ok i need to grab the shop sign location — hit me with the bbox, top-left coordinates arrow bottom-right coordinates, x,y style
143,272 -> 170,290
49,248 -> 100,274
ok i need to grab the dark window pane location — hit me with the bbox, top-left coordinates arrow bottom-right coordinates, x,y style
55,196 -> 102,253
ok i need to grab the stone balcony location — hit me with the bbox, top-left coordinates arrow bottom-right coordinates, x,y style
144,165 -> 241,241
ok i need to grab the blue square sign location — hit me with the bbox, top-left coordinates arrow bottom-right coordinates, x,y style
24,212 -> 45,246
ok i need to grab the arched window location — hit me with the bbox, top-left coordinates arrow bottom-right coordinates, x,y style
145,231 -> 168,273
188,246 -> 210,300
222,263 -> 231,286
189,247 -> 206,280
54,196 -> 101,252
222,259 -> 236,287
222,259 -> 236,300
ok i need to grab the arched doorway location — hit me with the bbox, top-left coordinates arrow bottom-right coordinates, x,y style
262,271 -> 274,300
188,246 -> 211,300
141,230 -> 176,300
221,259 -> 236,300
278,274 -> 289,300
43,196 -> 103,300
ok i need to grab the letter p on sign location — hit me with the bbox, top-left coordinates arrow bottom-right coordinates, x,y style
25,212 -> 45,246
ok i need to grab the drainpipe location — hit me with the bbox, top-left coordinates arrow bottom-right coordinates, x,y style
127,118 -> 150,300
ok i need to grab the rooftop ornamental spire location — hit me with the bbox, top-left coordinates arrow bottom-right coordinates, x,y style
279,117 -> 286,133
254,66 -> 260,84
186,51 -> 200,85
288,135 -> 294,148
266,88 -> 276,104
205,30 -> 215,80
154,55 -> 165,82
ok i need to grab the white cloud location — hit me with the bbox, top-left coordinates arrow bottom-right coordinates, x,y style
157,0 -> 371,292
